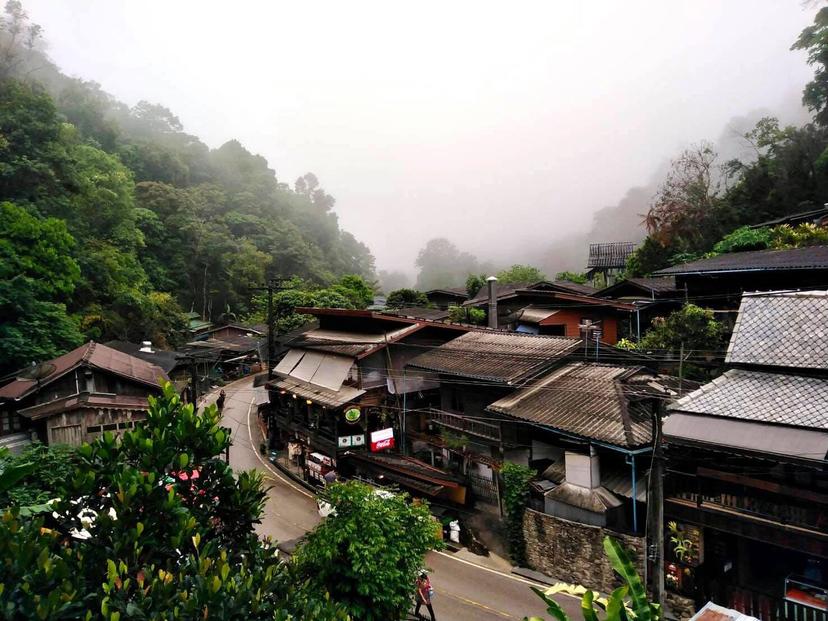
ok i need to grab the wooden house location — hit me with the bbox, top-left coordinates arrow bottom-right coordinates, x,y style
0,342 -> 168,448
663,292 -> 828,621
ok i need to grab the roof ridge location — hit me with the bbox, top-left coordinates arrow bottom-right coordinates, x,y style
82,341 -> 96,363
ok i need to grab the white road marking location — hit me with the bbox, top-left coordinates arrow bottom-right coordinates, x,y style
221,378 -> 578,604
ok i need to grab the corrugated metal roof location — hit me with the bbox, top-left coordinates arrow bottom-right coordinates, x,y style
668,368 -> 828,430
406,331 -> 581,384
271,377 -> 365,409
726,291 -> 828,370
514,307 -> 559,325
654,245 -> 828,276
587,242 -> 635,269
0,342 -> 168,401
542,460 -> 648,501
286,325 -> 420,358
596,277 -> 678,299
487,363 -> 661,448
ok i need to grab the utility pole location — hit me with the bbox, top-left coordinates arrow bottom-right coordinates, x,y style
249,278 -> 286,380
650,400 -> 666,609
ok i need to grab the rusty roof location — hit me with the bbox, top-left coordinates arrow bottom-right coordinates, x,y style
0,342 -> 168,402
406,331 -> 581,384
269,376 -> 365,409
487,363 -> 670,448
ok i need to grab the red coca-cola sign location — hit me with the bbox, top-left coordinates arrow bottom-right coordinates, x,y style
370,427 -> 395,452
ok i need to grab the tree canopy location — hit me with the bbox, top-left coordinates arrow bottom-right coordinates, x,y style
0,3 -> 376,370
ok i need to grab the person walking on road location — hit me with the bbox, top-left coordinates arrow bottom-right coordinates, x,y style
216,389 -> 226,412
414,570 -> 436,620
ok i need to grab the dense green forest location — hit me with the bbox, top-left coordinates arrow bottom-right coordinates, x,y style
0,2 -> 375,374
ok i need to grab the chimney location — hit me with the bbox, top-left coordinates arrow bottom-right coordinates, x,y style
486,276 -> 498,329
139,341 -> 154,353
564,449 -> 601,489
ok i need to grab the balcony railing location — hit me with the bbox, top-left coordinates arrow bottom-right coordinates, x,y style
423,408 -> 501,442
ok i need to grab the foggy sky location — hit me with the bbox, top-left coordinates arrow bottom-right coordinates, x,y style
25,1 -> 819,275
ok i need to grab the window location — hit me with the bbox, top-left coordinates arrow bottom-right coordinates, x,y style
87,425 -> 102,433
102,423 -> 118,431
450,387 -> 464,412
542,324 -> 566,336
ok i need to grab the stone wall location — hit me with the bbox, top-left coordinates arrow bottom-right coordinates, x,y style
665,592 -> 696,621
523,508 -> 645,595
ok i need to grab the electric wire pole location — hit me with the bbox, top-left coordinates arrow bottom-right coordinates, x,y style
650,399 -> 666,609
249,278 -> 286,380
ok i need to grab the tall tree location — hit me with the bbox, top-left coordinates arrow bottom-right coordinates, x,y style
793,7 -> 828,127
0,201 -> 82,374
415,237 -> 481,290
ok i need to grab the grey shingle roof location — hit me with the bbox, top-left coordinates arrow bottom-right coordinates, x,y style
405,331 -> 581,384
486,363 -> 662,448
726,292 -> 828,370
655,246 -> 828,276
668,368 -> 828,430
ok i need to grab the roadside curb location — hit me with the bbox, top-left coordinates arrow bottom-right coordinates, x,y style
511,566 -> 557,586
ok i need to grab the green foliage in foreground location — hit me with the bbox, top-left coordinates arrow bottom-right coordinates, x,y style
502,462 -> 534,566
525,536 -> 660,621
0,443 -> 78,507
294,481 -> 440,621
0,383 -> 346,620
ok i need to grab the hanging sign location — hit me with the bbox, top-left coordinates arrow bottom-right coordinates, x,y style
337,436 -> 352,448
344,407 -> 361,424
351,434 -> 365,447
370,427 -> 395,452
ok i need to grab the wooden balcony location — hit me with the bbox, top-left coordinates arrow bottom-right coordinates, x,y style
422,408 -> 501,442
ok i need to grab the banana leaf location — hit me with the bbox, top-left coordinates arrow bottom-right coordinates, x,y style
603,537 -> 653,621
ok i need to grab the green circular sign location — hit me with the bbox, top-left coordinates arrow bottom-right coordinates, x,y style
344,407 -> 361,424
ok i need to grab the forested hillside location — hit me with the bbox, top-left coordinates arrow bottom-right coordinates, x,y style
0,2 -> 374,374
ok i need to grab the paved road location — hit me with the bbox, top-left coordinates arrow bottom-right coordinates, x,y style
213,377 -> 580,621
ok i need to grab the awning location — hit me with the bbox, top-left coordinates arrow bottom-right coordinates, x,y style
274,349 -> 354,391
664,413 -> 828,463
272,377 -> 365,409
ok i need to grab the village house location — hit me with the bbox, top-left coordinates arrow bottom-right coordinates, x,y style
404,331 -> 583,504
424,287 -> 469,309
0,342 -> 168,449
653,246 -> 828,314
595,276 -> 682,340
663,291 -> 828,621
461,280 -> 635,344
264,307 -> 470,502
586,241 -> 637,287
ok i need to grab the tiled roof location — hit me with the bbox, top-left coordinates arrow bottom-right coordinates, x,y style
587,242 -> 636,269
655,246 -> 828,276
668,368 -> 828,430
487,363 -> 663,448
0,342 -> 168,401
406,331 -> 580,384
726,291 -> 828,370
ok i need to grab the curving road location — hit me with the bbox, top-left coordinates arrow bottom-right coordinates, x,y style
212,377 -> 580,621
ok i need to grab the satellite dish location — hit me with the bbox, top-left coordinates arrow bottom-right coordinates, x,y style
17,362 -> 56,382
